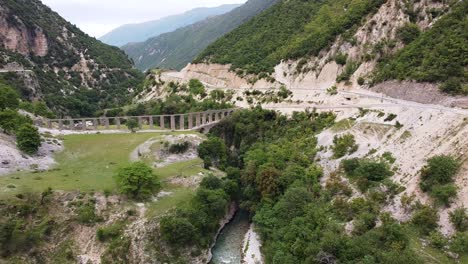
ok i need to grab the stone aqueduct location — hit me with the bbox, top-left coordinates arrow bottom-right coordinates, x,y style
37,109 -> 237,131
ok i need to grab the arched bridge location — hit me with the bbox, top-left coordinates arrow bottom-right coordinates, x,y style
37,109 -> 237,132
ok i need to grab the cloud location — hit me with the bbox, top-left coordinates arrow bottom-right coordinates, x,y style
41,0 -> 247,37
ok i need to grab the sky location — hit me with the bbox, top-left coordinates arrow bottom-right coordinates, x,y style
41,0 -> 247,38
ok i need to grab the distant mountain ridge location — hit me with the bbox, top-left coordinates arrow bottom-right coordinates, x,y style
99,4 -> 241,47
122,0 -> 278,71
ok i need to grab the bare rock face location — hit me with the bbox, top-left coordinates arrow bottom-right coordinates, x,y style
0,6 -> 48,57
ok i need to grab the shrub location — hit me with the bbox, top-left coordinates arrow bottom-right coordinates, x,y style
411,205 -> 439,235
428,231 -> 447,249
384,113 -> 397,122
342,158 -> 393,192
0,84 -> 19,110
16,124 -> 41,154
97,222 -> 125,242
335,53 -> 348,65
326,86 -> 338,95
357,77 -> 365,85
440,78 -> 465,95
450,231 -> 468,255
77,203 -> 98,224
397,23 -> 421,44
168,142 -> 190,154
420,155 -> 460,206
114,162 -> 161,200
0,110 -> 32,134
332,134 -> 358,159
430,184 -> 457,206
449,208 -> 467,232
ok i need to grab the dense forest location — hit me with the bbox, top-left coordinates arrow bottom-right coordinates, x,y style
191,107 -> 468,263
195,0 -> 386,75
373,0 -> 468,95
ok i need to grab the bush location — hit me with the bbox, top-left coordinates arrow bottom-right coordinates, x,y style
168,142 -> 190,154
97,222 -> 125,242
450,231 -> 468,255
77,203 -> 98,224
357,77 -> 365,85
335,53 -> 348,65
16,124 -> 41,154
420,155 -> 460,206
449,208 -> 467,232
430,184 -> 457,206
397,23 -> 421,44
342,158 -> 393,192
440,78 -> 466,95
332,134 -> 358,159
0,110 -> 32,134
411,205 -> 439,235
114,162 -> 161,200
0,84 -> 19,110
428,231 -> 447,249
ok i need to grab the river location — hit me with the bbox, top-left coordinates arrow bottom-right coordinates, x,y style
210,210 -> 250,264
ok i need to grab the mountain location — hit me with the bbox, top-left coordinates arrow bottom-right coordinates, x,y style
195,0 -> 387,75
121,0 -> 278,71
99,4 -> 241,47
183,0 -> 466,97
0,0 -> 143,117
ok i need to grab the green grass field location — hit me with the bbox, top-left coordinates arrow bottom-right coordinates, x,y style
0,132 -> 209,216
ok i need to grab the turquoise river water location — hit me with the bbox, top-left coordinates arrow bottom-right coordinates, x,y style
210,210 -> 250,264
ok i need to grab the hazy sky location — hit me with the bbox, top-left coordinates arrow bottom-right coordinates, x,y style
41,0 -> 247,38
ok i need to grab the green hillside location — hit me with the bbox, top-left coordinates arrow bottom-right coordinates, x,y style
0,0 -> 143,117
373,1 -> 468,95
195,0 -> 386,75
122,0 -> 278,71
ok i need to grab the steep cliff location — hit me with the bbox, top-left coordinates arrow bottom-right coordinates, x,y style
0,0 -> 143,117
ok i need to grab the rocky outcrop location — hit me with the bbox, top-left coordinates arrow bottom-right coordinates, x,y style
0,5 -> 48,56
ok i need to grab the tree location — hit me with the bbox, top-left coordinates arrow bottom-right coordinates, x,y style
114,162 -> 160,199
188,79 -> 206,96
16,124 -> 41,154
198,137 -> 227,169
126,118 -> 138,133
160,216 -> 197,246
0,85 -> 19,110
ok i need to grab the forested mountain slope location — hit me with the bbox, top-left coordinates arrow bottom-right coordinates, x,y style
99,4 -> 241,47
195,0 -> 387,74
122,0 -> 278,71
185,0 -> 466,98
0,0 -> 143,117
